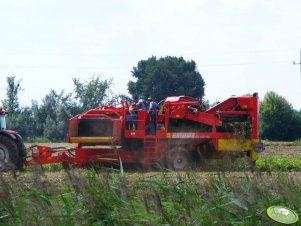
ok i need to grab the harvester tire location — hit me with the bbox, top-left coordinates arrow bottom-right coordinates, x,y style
0,135 -> 18,171
166,147 -> 191,170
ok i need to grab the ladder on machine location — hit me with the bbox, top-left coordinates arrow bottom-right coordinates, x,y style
143,137 -> 158,164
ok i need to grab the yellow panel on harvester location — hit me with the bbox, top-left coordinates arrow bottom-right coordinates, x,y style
69,136 -> 113,144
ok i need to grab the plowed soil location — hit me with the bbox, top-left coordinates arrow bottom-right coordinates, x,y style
262,145 -> 301,157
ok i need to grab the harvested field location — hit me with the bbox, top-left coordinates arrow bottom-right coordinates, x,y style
262,145 -> 301,157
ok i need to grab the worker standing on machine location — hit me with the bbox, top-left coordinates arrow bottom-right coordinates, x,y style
136,99 -> 145,110
146,97 -> 158,135
126,102 -> 138,130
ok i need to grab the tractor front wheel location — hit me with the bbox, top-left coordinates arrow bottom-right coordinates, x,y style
0,135 -> 18,171
166,147 -> 191,170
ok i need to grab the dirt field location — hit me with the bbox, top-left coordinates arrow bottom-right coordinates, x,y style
262,145 -> 301,157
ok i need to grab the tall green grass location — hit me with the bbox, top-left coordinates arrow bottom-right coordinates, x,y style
0,167 -> 300,225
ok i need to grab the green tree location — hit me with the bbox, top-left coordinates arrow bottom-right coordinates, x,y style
40,90 -> 81,141
2,76 -> 40,139
128,56 -> 205,101
260,91 -> 300,141
291,109 -> 301,139
2,76 -> 23,132
10,107 -> 37,139
73,75 -> 113,111
3,76 -> 22,114
43,116 -> 61,141
31,100 -> 46,136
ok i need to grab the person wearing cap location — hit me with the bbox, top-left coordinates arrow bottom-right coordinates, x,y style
146,97 -> 158,135
136,99 -> 145,110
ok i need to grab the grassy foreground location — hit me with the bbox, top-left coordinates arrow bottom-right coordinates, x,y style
0,167 -> 300,225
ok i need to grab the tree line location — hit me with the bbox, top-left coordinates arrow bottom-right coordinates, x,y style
1,56 -> 301,141
2,75 -> 115,141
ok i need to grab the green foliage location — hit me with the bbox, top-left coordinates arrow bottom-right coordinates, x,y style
3,76 -> 21,114
128,56 -> 205,101
2,76 -> 26,134
256,156 -> 301,171
41,163 -> 64,171
2,75 -> 114,141
293,139 -> 301,146
73,75 -> 113,111
3,80 -> 82,141
24,137 -> 50,143
260,91 -> 301,141
0,170 -> 300,225
43,116 -> 62,141
39,90 -> 79,141
6,107 -> 37,138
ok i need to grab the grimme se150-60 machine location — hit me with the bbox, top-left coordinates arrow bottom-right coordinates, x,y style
24,93 -> 264,170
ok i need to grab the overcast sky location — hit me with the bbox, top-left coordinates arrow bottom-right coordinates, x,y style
0,0 -> 300,109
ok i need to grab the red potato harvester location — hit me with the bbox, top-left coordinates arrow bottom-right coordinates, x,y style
26,93 -> 264,170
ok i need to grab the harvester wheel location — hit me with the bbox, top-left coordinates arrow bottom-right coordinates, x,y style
166,147 -> 191,170
0,135 -> 18,171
